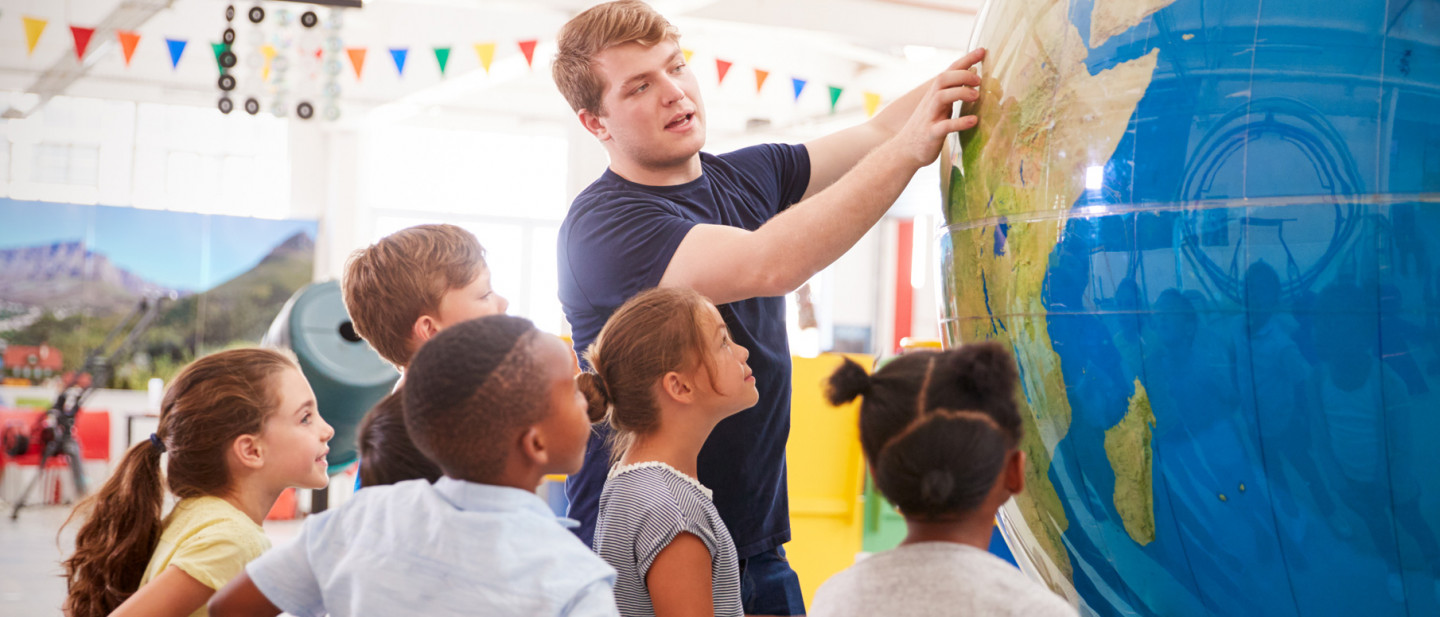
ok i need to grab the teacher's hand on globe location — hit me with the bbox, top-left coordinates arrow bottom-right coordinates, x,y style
886,47 -> 985,169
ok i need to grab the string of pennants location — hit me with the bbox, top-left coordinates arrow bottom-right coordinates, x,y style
17,14 -> 886,117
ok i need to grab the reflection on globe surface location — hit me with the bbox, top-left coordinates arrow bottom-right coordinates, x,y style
938,0 -> 1439,614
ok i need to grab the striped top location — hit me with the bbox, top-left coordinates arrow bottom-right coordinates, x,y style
593,462 -> 742,617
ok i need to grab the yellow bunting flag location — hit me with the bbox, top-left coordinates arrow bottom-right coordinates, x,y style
474,42 -> 496,73
346,47 -> 367,79
682,48 -> 693,63
23,17 -> 48,55
754,69 -> 769,94
117,30 -> 141,66
864,92 -> 882,118
260,44 -> 277,81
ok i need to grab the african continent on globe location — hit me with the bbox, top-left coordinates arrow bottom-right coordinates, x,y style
938,0 -> 1439,614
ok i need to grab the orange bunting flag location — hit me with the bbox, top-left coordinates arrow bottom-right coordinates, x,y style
70,26 -> 96,60
754,69 -> 769,94
715,59 -> 732,85
682,48 -> 694,63
517,39 -> 538,68
117,30 -> 141,66
23,17 -> 48,55
474,42 -> 496,73
863,92 -> 882,118
346,47 -> 367,79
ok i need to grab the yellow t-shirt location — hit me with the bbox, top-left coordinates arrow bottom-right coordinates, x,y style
138,496 -> 272,617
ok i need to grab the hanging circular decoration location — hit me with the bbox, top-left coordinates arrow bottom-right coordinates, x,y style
222,28 -> 236,44
218,74 -> 236,91
272,100 -> 287,117
219,50 -> 237,68
248,6 -> 265,23
218,97 -> 234,114
300,11 -> 319,28
296,101 -> 314,120
244,97 -> 260,115
226,5 -> 235,21
324,106 -> 340,121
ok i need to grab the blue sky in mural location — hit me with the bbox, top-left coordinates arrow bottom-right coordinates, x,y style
0,199 -> 316,292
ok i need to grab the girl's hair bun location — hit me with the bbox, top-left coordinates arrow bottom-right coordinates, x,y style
575,371 -> 610,423
825,357 -> 872,406
944,341 -> 1017,400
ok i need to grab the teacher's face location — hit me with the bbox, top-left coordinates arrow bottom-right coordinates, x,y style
584,40 -> 706,171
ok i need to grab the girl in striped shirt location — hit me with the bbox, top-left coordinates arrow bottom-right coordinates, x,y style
578,288 -> 754,617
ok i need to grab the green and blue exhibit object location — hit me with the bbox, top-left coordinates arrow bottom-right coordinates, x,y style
939,0 -> 1439,614
263,280 -> 398,476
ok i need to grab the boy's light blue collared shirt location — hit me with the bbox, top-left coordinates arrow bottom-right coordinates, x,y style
246,477 -> 618,617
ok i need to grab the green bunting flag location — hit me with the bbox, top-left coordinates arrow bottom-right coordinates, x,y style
828,85 -> 843,114
433,46 -> 451,76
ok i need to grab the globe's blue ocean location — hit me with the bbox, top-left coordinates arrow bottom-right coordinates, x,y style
938,0 -> 1440,615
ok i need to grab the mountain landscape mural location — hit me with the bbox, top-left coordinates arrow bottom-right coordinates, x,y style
0,199 -> 318,388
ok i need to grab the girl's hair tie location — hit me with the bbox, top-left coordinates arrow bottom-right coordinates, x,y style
149,433 -> 166,453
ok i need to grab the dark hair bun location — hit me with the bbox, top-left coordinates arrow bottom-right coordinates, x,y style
575,371 -> 610,423
944,341 -> 1017,400
825,357 -> 872,406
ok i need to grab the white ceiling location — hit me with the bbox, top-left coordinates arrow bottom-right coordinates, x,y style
0,0 -> 980,139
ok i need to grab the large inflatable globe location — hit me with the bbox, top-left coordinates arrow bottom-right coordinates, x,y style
938,0 -> 1439,614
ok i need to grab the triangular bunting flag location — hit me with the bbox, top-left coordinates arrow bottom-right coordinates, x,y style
23,17 -> 47,55
715,59 -> 732,85
70,26 -> 96,60
791,77 -> 807,102
166,38 -> 187,69
261,45 -> 277,81
390,47 -> 409,75
474,42 -> 496,73
346,47 -> 367,79
433,46 -> 451,76
754,69 -> 769,94
863,92 -> 882,118
682,48 -> 693,63
517,39 -> 538,68
828,85 -> 844,114
117,30 -> 141,66
211,42 -> 228,70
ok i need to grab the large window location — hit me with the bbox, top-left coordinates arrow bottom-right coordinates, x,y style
361,123 -> 570,335
0,93 -> 291,217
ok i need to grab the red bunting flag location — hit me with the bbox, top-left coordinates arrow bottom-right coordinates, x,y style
517,39 -> 538,68
70,26 -> 96,60
754,69 -> 769,94
117,30 -> 141,66
715,59 -> 732,85
346,47 -> 366,78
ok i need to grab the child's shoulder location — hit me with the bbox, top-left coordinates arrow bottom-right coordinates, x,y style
603,463 -> 712,505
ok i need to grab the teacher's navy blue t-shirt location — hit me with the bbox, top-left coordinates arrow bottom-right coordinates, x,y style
558,143 -> 810,558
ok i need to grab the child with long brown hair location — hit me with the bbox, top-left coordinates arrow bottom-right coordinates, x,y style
580,287 -> 757,617
62,348 -> 334,617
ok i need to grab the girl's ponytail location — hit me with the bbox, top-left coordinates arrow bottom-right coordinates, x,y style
62,437 -> 167,617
